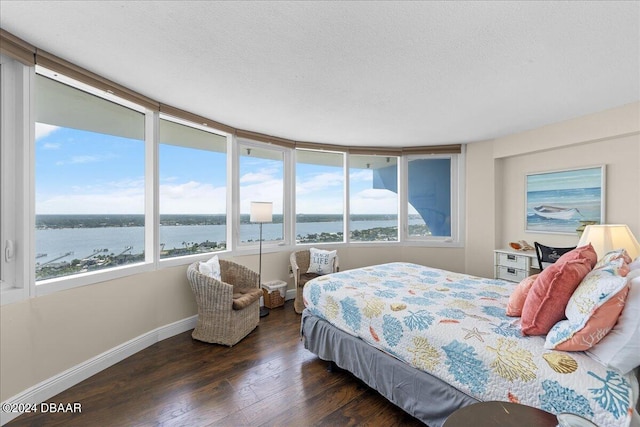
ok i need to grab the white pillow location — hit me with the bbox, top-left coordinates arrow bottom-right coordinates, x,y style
629,256 -> 640,272
198,255 -> 221,280
307,248 -> 337,275
587,276 -> 640,374
628,269 -> 640,280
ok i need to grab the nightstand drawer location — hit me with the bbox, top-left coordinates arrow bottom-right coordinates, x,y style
497,252 -> 528,270
496,266 -> 527,282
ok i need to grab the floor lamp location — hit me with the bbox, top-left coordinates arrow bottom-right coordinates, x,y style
250,201 -> 273,318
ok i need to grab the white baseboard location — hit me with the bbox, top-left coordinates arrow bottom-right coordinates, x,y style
0,315 -> 197,426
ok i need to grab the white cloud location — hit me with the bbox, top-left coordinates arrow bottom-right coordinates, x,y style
36,192 -> 144,215
296,194 -> 344,214
42,142 -> 61,150
349,169 -> 372,182
296,171 -> 344,195
56,153 -> 118,166
35,123 -> 60,140
350,189 -> 398,214
37,177 -> 145,214
160,181 -> 227,214
240,171 -> 275,184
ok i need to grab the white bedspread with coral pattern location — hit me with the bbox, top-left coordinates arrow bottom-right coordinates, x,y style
303,262 -> 638,427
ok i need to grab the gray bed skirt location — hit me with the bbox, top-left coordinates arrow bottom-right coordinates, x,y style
301,310 -> 479,427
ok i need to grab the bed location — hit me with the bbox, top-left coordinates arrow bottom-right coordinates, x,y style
301,262 -> 640,427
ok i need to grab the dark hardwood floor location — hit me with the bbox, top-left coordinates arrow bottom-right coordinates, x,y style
7,301 -> 424,426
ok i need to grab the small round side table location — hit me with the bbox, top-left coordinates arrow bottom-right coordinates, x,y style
443,401 -> 558,427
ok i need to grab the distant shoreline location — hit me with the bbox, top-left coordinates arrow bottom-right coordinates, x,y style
36,213 -> 416,229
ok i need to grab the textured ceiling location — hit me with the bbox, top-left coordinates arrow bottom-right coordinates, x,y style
1,1 -> 639,147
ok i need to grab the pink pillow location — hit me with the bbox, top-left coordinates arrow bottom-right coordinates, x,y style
521,258 -> 592,335
549,285 -> 629,351
506,274 -> 538,317
556,243 -> 598,268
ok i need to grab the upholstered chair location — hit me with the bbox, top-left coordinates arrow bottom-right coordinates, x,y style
187,260 -> 262,346
290,249 -> 339,314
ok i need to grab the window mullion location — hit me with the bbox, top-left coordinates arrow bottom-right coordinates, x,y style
145,111 -> 159,266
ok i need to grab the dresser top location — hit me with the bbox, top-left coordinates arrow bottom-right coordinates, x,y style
494,248 -> 537,258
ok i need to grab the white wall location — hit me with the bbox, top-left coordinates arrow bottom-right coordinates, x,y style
464,102 -> 640,279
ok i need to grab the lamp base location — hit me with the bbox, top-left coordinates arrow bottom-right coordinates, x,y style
260,306 -> 270,317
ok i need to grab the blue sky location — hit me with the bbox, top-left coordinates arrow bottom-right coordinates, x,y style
527,167 -> 602,192
35,124 -> 399,215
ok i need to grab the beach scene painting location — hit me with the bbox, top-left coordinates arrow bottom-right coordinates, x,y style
526,166 -> 605,234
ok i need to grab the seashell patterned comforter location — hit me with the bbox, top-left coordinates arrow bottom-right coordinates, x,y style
303,262 -> 639,427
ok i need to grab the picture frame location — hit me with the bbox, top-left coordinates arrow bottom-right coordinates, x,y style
525,165 -> 605,234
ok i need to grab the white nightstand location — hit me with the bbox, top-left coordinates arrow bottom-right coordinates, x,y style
494,248 -> 539,282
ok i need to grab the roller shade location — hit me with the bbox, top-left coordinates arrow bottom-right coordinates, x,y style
296,148 -> 344,167
402,144 -> 462,155
35,74 -> 145,141
236,129 -> 295,149
348,147 -> 402,156
160,104 -> 235,135
36,49 -> 159,111
159,118 -> 226,153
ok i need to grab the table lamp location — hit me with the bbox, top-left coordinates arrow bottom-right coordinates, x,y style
577,224 -> 640,260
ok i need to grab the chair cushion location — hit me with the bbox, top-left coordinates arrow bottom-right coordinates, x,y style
232,287 -> 262,310
299,272 -> 320,287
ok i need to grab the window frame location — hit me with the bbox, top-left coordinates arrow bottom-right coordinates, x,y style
347,154 -> 401,243
1,59 -> 465,305
234,138 -> 290,250
156,114 -> 233,268
294,148 -> 347,245
32,66 -> 155,296
401,149 -> 465,247
0,54 -> 32,305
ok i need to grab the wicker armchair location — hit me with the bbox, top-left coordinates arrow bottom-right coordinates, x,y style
187,260 -> 262,346
291,249 -> 339,314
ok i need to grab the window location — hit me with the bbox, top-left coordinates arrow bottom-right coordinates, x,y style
295,149 -> 345,244
34,70 -> 146,281
406,155 -> 461,241
349,155 -> 399,241
238,142 -> 285,244
1,54 -> 30,303
158,118 -> 228,258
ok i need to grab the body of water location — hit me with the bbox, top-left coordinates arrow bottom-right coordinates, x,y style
36,219 -> 422,265
526,187 -> 601,233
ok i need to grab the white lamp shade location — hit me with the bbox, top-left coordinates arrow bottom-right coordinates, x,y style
250,201 -> 273,223
577,224 -> 640,260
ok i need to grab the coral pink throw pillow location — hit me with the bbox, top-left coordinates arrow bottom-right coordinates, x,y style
552,285 -> 629,351
556,243 -> 598,268
521,258 -> 592,335
506,274 -> 538,317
